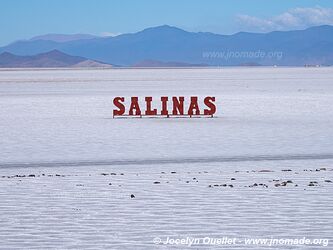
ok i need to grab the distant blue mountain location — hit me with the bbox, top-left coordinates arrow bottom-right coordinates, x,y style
1,25 -> 333,66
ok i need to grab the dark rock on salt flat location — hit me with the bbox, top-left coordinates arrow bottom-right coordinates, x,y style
248,183 -> 267,188
209,183 -> 234,188
324,180 -> 332,183
231,178 -> 236,180
281,169 -> 292,172
274,181 -> 293,187
171,171 -> 176,174
153,181 -> 161,184
308,181 -> 319,186
101,173 -> 109,176
28,174 -> 35,177
13,175 -> 26,178
130,194 -> 135,198
304,168 -> 328,172
258,170 -> 274,173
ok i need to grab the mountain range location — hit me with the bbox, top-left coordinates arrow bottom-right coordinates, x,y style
0,50 -> 111,68
1,25 -> 333,67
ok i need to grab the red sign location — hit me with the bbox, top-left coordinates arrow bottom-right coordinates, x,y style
113,96 -> 216,118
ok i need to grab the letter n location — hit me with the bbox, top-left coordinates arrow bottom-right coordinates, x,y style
172,96 -> 184,115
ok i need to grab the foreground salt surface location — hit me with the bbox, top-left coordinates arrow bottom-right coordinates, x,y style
0,68 -> 333,249
0,160 -> 332,249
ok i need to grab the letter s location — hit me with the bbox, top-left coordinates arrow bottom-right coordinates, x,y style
113,97 -> 125,116
204,97 -> 216,115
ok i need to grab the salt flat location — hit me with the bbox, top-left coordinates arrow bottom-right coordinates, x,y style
0,68 -> 333,249
1,67 -> 333,164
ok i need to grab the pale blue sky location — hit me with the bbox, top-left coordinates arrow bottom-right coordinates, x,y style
1,0 -> 333,46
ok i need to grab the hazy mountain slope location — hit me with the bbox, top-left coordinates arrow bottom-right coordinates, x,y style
0,50 -> 111,68
30,34 -> 98,43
